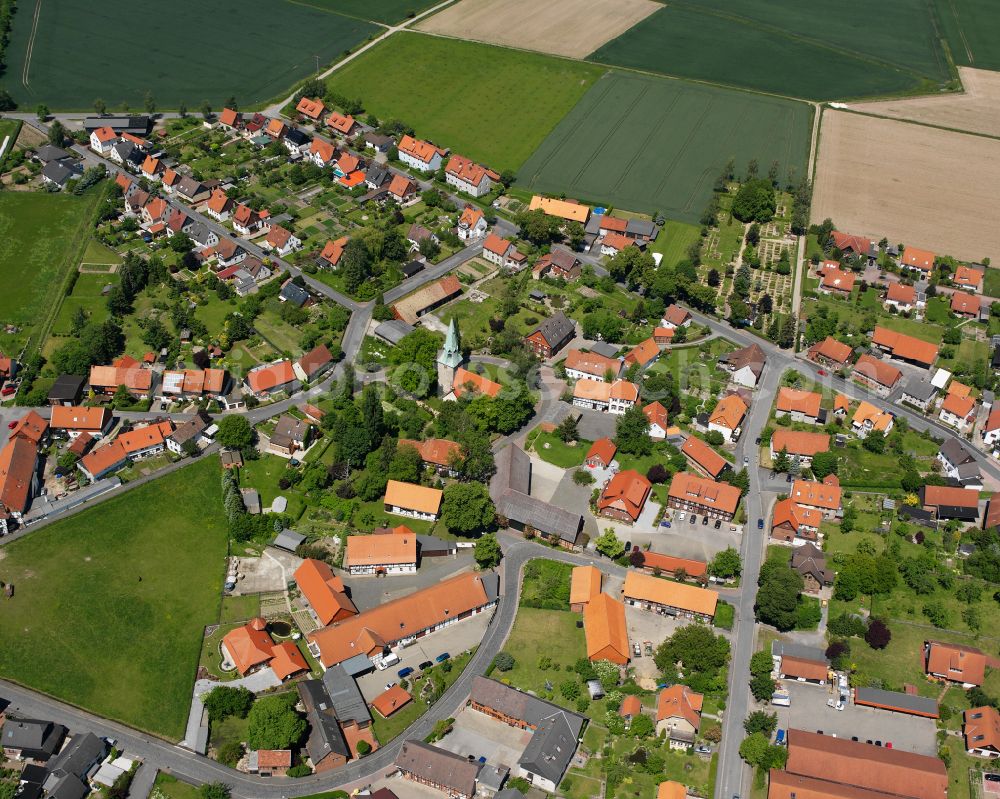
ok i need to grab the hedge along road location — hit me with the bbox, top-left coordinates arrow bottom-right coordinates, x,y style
517,70 -> 812,224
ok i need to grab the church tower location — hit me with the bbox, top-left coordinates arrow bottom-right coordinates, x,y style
437,317 -> 464,396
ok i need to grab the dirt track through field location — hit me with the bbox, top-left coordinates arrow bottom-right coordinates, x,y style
848,67 -> 1000,138
417,0 -> 659,58
812,110 -> 1000,262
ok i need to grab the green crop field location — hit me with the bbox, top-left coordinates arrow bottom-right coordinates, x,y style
294,0 -> 440,24
934,0 -> 1000,71
4,0 -> 378,110
325,32 -> 604,171
589,0 -> 952,101
0,458 -> 228,739
0,191 -> 101,354
518,71 -> 812,223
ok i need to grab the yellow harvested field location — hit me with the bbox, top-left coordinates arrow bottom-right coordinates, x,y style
417,0 -> 659,59
849,68 -> 1000,138
812,110 -> 1000,263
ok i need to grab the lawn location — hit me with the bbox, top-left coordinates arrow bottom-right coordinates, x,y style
502,607 -> 587,700
519,558 -> 574,609
984,266 -> 1000,299
0,458 -> 228,739
526,428 -> 588,469
0,191 -> 103,354
5,0 -> 378,109
51,272 -> 120,336
238,455 -> 308,521
325,32 -> 604,171
151,773 -> 200,799
80,238 -> 121,266
295,0 -> 440,24
589,0 -> 951,101
650,219 -> 702,268
518,71 -> 811,223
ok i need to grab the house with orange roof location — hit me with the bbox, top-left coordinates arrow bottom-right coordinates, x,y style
653,326 -> 675,345
293,558 -> 357,626
140,196 -> 168,226
295,96 -> 326,121
585,438 -> 617,469
294,343 -> 335,383
853,353 -> 902,397
222,618 -> 274,675
708,393 -> 749,442
482,233 -> 515,267
386,173 -> 416,205
262,224 -> 302,257
245,360 -> 297,398
308,137 -> 337,168
449,366 -> 501,400
833,394 -> 850,416
445,154 -> 500,197
769,430 -> 830,467
951,291 -> 982,319
0,436 -> 40,530
634,550 -> 707,581
247,749 -> 292,777
667,472 -> 741,521
872,326 -> 939,367
954,264 -> 983,292
325,111 -> 357,138
528,195 -> 590,225
117,421 -> 174,460
398,437 -> 463,476
397,134 -> 446,172
572,378 -> 639,415
940,391 -> 977,431
624,337 -> 660,370
964,706 -> 1000,757
344,533 -> 418,575
598,469 -> 651,523
623,570 -> 717,620
203,188 -> 232,221
218,108 -> 241,130
776,387 -> 822,423
564,349 -> 620,382
901,246 -> 936,273
50,406 -> 113,439
620,695 -> 643,728
681,435 -> 728,478
264,117 -> 288,140
770,498 -> 823,542
583,593 -> 630,664
457,205 -> 487,241
232,203 -> 270,237
533,247 -> 581,281
806,336 -> 853,367
570,565 -> 602,612
819,265 -> 856,297
9,411 -> 48,447
644,401 -> 669,440
384,480 -> 442,521
600,232 -> 636,257
318,236 -> 349,269
920,485 -> 980,521
831,230 -> 872,257
851,400 -> 894,438
140,155 -> 163,182
656,684 -> 703,747
79,440 -> 128,481
925,641 -> 986,687
267,642 -> 309,680
661,304 -> 692,329
89,126 -> 118,154
372,685 -> 413,718
983,407 -> 1000,450
657,781 -> 687,799
885,282 -> 919,312
88,364 -> 154,398
790,475 -> 842,517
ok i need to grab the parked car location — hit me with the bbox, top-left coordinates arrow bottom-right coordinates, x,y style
397,666 -> 414,679
435,652 -> 450,663
1,386 -> 16,397
695,745 -> 712,754
689,514 -> 696,524
757,518 -> 764,529
775,729 -> 786,745
644,641 -> 653,656
678,512 -> 686,521
384,682 -> 394,691
701,515 -> 709,525
743,456 -> 749,465
714,519 -> 722,529
633,642 -> 641,657
660,520 -> 672,528
418,660 -> 433,671
818,369 -> 827,376
6,421 -> 15,429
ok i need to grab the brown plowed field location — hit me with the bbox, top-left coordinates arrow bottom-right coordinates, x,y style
812,110 -> 1000,262
417,0 -> 659,59
849,67 -> 1000,138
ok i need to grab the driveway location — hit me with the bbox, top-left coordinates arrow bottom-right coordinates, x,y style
345,554 -> 475,612
624,605 -> 688,683
437,708 -> 532,769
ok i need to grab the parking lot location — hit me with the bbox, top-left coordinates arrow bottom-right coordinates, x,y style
621,510 -> 743,562
624,605 -> 688,683
773,682 -> 937,755
356,610 -> 493,701
344,553 -> 475,612
437,707 -> 532,769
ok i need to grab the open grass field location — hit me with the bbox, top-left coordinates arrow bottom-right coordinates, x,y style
325,32 -> 604,171
295,0 -> 440,24
518,71 -> 811,223
0,191 -> 101,354
0,458 -> 228,740
649,219 -> 702,268
812,110 -> 1000,262
51,272 -> 119,336
934,0 -> 1000,71
850,67 -> 1000,138
589,0 -> 952,101
417,0 -> 658,59
502,607 -> 586,701
5,0 -> 378,110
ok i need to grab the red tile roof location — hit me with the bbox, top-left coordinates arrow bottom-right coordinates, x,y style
657,684 -> 702,729
598,469 -> 652,521
445,154 -> 499,186
398,135 -> 446,164
926,641 -> 986,685
294,558 -> 357,626
667,472 -> 741,516
901,247 -> 936,271
950,291 -> 980,316
771,429 -> 830,458
853,353 -> 902,388
247,361 -> 296,393
808,336 -> 853,365
886,283 -> 916,304
776,387 -> 821,417
295,96 -> 326,120
680,436 -> 727,478
872,326 -> 939,366
586,437 -> 617,467
791,476 -> 842,511
0,437 -> 37,514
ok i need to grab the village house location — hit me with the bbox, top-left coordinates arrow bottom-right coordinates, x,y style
78,441 -> 128,481
89,126 -> 118,154
920,484 -> 980,522
667,472 -> 741,521
885,282 -> 919,313
297,674 -> 376,770
818,263 -> 856,297
940,390 -> 977,431
634,550 -> 707,582
853,353 -> 903,396
656,685 -> 703,749
533,247 -> 582,281
564,349 -> 620,382
326,111 -> 357,138
984,408 -> 1000,449
232,203 -> 270,237
218,108 -> 242,131
117,421 -> 174,461
0,436 -> 40,531
294,343 -> 335,384
383,480 -> 442,521
397,438 -> 463,476
790,475 -> 843,517
585,437 -> 617,469
245,360 -> 297,398
481,233 -> 517,268
221,617 -> 307,682
294,558 -> 357,626
268,414 -> 311,457
772,642 -> 830,685
872,326 -> 939,368
718,343 -> 766,387
790,542 -> 834,593
174,175 -> 210,204
318,237 -> 349,269
295,96 -> 326,121
159,368 -> 228,400
770,498 -> 822,543
938,437 -> 982,487
806,336 -> 853,368
529,195 -> 590,226
457,205 -> 487,241
395,740 -> 477,798
925,641 -> 985,687
600,232 -> 636,257
708,393 -> 748,442
524,312 -> 575,358
263,225 -> 302,257
661,304 -> 692,329
308,137 -> 337,168
851,400 -> 894,438
954,264 -> 983,292
830,231 -> 872,258
344,533 -> 417,576
166,411 -> 214,455
572,378 -> 639,414
49,406 -> 113,439
776,387 -> 821,423
964,706 -> 1000,757
681,435 -> 728,479
951,291 -> 982,319
397,135 -> 446,172
88,363 -> 154,399
140,155 -> 163,182
624,337 -> 660,370
899,376 -> 937,411
644,401 -> 670,440
901,246 -> 936,274
623,571 -> 717,620
597,469 -> 652,523
769,429 -> 830,468
445,154 -> 499,197
584,593 -> 630,664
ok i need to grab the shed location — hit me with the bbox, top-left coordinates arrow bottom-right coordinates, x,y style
272,530 -> 306,552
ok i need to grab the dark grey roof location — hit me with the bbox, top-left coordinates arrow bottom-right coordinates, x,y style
272,413 -> 309,446
401,260 -> 424,278
83,116 -> 150,134
479,570 -> 500,603
854,687 -> 938,716
470,677 -> 583,786
898,504 -> 935,523
47,732 -> 105,780
365,164 -> 389,186
170,410 -> 213,446
42,161 -> 75,187
364,132 -> 393,148
285,128 -> 311,147
48,374 -> 85,401
589,341 -> 619,359
490,444 -> 581,544
477,764 -> 509,792
374,319 -> 415,345
44,775 -> 87,799
770,641 -> 828,664
111,140 -> 136,160
175,175 -> 205,198
721,343 -> 766,375
297,680 -> 350,763
186,221 -> 213,245
35,144 -> 72,163
530,311 -> 575,348
416,534 -> 457,556
395,740 -> 479,797
339,653 -> 375,676
272,529 -> 306,552
626,218 -> 656,238
935,504 -> 980,521
790,543 -> 834,585
1,717 -> 66,760
901,377 -> 936,402
280,282 -> 310,307
491,443 -> 531,499
321,665 -> 371,726
940,437 -> 975,468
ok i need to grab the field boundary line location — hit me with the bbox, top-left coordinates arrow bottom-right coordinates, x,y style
283,0 -> 390,27
833,105 -> 1000,142
21,0 -> 43,89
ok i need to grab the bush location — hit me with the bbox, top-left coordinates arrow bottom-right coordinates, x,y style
864,618 -> 891,649
203,686 -> 254,722
216,741 -> 243,768
573,469 -> 594,485
828,613 -> 867,638
560,680 -> 581,700
356,740 -> 371,756
493,651 -> 515,672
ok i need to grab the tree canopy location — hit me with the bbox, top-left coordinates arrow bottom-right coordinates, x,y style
246,693 -> 306,750
442,481 -> 495,535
